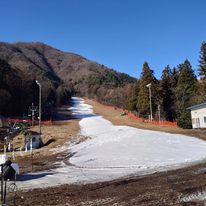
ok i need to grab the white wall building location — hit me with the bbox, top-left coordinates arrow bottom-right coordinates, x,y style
187,103 -> 206,129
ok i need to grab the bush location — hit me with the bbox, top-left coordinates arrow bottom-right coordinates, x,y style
177,111 -> 192,129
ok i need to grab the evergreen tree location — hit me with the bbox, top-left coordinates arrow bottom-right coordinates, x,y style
137,62 -> 159,118
127,81 -> 140,111
198,41 -> 206,79
160,65 -> 174,121
176,60 -> 197,128
196,79 -> 206,102
197,42 -> 206,102
170,67 -> 179,89
169,67 -> 179,120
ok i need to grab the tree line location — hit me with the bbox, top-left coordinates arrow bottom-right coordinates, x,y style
1,41 -> 206,129
127,42 -> 206,128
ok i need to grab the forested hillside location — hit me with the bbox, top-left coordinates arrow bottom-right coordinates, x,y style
0,58 -> 70,118
127,42 -> 206,128
0,42 -> 135,117
1,41 -> 206,128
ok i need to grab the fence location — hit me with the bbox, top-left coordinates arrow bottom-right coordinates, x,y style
6,118 -> 53,125
125,110 -> 178,127
96,100 -> 178,127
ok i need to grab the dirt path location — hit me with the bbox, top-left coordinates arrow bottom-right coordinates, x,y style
8,99 -> 206,206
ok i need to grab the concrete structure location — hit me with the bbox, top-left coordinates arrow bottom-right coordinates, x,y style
25,131 -> 43,150
187,102 -> 206,129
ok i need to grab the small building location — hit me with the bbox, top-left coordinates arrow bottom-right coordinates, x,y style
187,102 -> 206,129
25,131 -> 43,150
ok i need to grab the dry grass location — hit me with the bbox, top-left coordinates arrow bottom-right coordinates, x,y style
7,118 -> 80,173
12,119 -> 79,155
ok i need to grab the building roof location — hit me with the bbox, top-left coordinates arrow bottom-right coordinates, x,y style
187,102 -> 206,110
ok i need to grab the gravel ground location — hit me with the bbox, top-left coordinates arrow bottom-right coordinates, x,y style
9,161 -> 206,206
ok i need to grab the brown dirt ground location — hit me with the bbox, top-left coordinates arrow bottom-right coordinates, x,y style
9,106 -> 80,173
12,162 -> 206,206
5,99 -> 206,206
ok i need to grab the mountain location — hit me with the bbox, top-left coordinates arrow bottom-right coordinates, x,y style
0,42 -> 136,116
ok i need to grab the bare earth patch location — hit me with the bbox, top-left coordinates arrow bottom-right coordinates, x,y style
11,119 -> 80,174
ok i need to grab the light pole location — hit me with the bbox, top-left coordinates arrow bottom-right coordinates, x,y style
36,80 -> 42,134
146,83 -> 153,121
28,102 -> 38,127
158,104 -> 161,123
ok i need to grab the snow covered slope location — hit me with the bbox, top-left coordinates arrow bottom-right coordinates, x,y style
17,97 -> 206,189
70,98 -> 206,171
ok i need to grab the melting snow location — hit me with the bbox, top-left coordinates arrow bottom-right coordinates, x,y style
71,116 -> 206,169
17,97 -> 206,189
181,191 -> 206,202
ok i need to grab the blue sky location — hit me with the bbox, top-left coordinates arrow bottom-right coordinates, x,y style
0,0 -> 206,79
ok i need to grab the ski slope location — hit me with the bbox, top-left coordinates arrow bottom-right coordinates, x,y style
70,97 -> 206,171
17,97 -> 206,189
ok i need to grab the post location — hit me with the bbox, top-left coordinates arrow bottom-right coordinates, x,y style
1,165 -> 3,203
30,138 -> 33,172
158,104 -> 161,123
30,138 -> 33,153
32,109 -> 34,127
29,102 -> 38,127
146,83 -> 153,121
149,86 -> 152,121
36,80 -> 42,134
39,84 -> 41,134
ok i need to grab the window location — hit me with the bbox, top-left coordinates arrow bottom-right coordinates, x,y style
204,117 -> 206,123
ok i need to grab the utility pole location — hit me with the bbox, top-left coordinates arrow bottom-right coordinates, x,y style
146,83 -> 153,121
158,104 -> 161,123
36,80 -> 42,134
28,102 -> 38,127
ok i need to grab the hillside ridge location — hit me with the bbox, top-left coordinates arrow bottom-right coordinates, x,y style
0,41 -> 136,116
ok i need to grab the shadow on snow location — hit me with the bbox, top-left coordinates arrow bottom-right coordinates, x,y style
17,172 -> 54,181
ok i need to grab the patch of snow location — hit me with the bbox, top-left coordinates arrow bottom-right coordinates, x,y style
68,97 -> 95,119
16,97 -> 206,190
50,133 -> 86,154
81,197 -> 116,205
70,116 -> 206,170
181,191 -> 206,202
